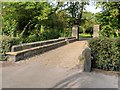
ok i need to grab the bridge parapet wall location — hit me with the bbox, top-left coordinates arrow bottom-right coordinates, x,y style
11,38 -> 65,52
6,37 -> 77,62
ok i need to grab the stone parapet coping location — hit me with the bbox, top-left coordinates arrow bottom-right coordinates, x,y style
11,38 -> 66,52
6,37 -> 77,62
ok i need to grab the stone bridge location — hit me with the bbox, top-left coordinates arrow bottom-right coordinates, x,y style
1,39 -> 118,89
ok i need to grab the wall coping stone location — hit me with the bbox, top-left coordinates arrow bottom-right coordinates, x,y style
11,38 -> 66,52
6,37 -> 77,61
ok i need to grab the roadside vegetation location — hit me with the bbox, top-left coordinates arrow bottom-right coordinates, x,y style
89,2 -> 120,71
1,2 -> 91,60
1,1 -> 120,72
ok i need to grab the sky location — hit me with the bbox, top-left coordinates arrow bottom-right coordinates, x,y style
85,2 -> 102,13
53,1 -> 102,14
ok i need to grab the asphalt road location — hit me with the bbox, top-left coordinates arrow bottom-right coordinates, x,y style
1,41 -> 119,88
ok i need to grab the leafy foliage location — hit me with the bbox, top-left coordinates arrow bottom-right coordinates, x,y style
89,37 -> 120,71
0,35 -> 20,61
100,25 -> 116,38
2,2 -> 88,40
66,2 -> 88,25
95,2 -> 120,37
80,12 -> 95,36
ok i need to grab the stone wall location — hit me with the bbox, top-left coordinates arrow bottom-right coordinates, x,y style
6,37 -> 77,62
11,38 -> 65,52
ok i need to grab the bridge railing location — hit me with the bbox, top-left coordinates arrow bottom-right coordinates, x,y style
6,37 -> 77,62
11,38 -> 65,52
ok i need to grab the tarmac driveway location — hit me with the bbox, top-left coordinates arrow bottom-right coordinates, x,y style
1,41 -> 119,88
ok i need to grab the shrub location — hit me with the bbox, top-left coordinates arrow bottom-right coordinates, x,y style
21,35 -> 41,43
85,26 -> 93,36
88,37 -> 120,71
60,28 -> 72,37
79,26 -> 83,33
20,29 -> 61,43
43,29 -> 60,40
0,35 -> 20,61
100,25 -> 115,38
1,28 -> 71,61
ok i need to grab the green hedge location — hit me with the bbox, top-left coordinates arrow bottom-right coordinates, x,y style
88,37 -> 120,71
0,35 -> 20,61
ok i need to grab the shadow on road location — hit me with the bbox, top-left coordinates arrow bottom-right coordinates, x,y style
50,72 -> 82,88
50,71 -> 118,88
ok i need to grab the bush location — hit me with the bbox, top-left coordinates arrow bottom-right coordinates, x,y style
85,26 -> 93,36
88,37 -> 120,71
60,28 -> 72,37
20,29 -> 61,43
21,35 -> 42,43
100,25 -> 115,38
0,35 -> 20,61
79,26 -> 83,33
1,28 -> 71,61
43,29 -> 60,40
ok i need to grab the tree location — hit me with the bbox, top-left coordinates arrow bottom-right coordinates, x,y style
79,12 -> 95,36
2,2 -> 58,37
65,2 -> 88,26
95,2 -> 120,37
2,2 -> 17,37
2,1 -> 90,42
